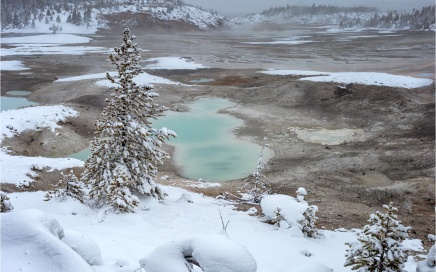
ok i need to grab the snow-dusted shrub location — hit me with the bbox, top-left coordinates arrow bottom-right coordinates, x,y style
1,209 -> 94,272
1,191 -> 14,212
62,229 -> 102,265
261,191 -> 322,238
139,232 -> 257,272
300,205 -> 322,238
344,202 -> 411,272
81,28 -> 176,209
240,143 -> 270,203
44,170 -> 86,203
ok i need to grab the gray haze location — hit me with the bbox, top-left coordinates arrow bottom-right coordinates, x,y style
183,0 -> 435,15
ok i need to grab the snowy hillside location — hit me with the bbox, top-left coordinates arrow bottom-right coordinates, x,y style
1,0 -> 225,33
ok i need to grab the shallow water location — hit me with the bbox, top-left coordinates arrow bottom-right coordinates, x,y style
153,98 -> 267,182
295,128 -> 363,145
6,91 -> 32,96
67,98 -> 267,182
0,96 -> 39,111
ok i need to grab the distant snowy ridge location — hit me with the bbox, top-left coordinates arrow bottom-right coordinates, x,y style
1,0 -> 224,34
230,4 -> 435,31
131,4 -> 224,30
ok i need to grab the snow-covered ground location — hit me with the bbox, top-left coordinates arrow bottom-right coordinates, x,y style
1,34 -> 108,57
0,60 -> 30,71
0,105 -> 84,186
55,71 -> 179,87
259,70 -> 434,89
2,187 -> 425,272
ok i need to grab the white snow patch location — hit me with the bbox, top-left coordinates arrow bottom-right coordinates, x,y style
145,57 -> 207,70
1,45 -> 108,56
1,34 -> 92,44
0,60 -> 30,71
260,70 -> 327,76
1,105 -> 79,141
96,71 -> 178,87
260,70 -> 434,89
55,71 -> 178,86
302,72 -> 434,88
56,72 -> 116,82
1,151 -> 84,186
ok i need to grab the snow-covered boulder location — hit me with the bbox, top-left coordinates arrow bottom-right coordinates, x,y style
62,229 -> 103,265
282,262 -> 333,272
1,209 -> 94,272
139,232 -> 257,272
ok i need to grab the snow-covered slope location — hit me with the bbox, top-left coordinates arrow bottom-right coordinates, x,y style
1,0 -> 225,34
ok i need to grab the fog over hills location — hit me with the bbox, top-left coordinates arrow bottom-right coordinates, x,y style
184,0 -> 436,15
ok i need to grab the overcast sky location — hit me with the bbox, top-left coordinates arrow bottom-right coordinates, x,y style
183,0 -> 435,15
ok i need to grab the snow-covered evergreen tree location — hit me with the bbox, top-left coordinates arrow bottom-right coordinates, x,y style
344,202 -> 411,272
44,170 -> 86,203
241,143 -> 270,203
1,191 -> 14,213
107,164 -> 140,213
81,28 -> 176,209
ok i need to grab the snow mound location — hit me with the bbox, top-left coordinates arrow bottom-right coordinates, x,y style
1,209 -> 94,272
261,194 -> 314,237
140,233 -> 257,272
62,229 -> 103,265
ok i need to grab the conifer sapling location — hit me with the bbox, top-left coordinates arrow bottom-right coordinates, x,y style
344,202 -> 411,272
241,143 -> 271,203
45,170 -> 86,203
81,28 -> 176,210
